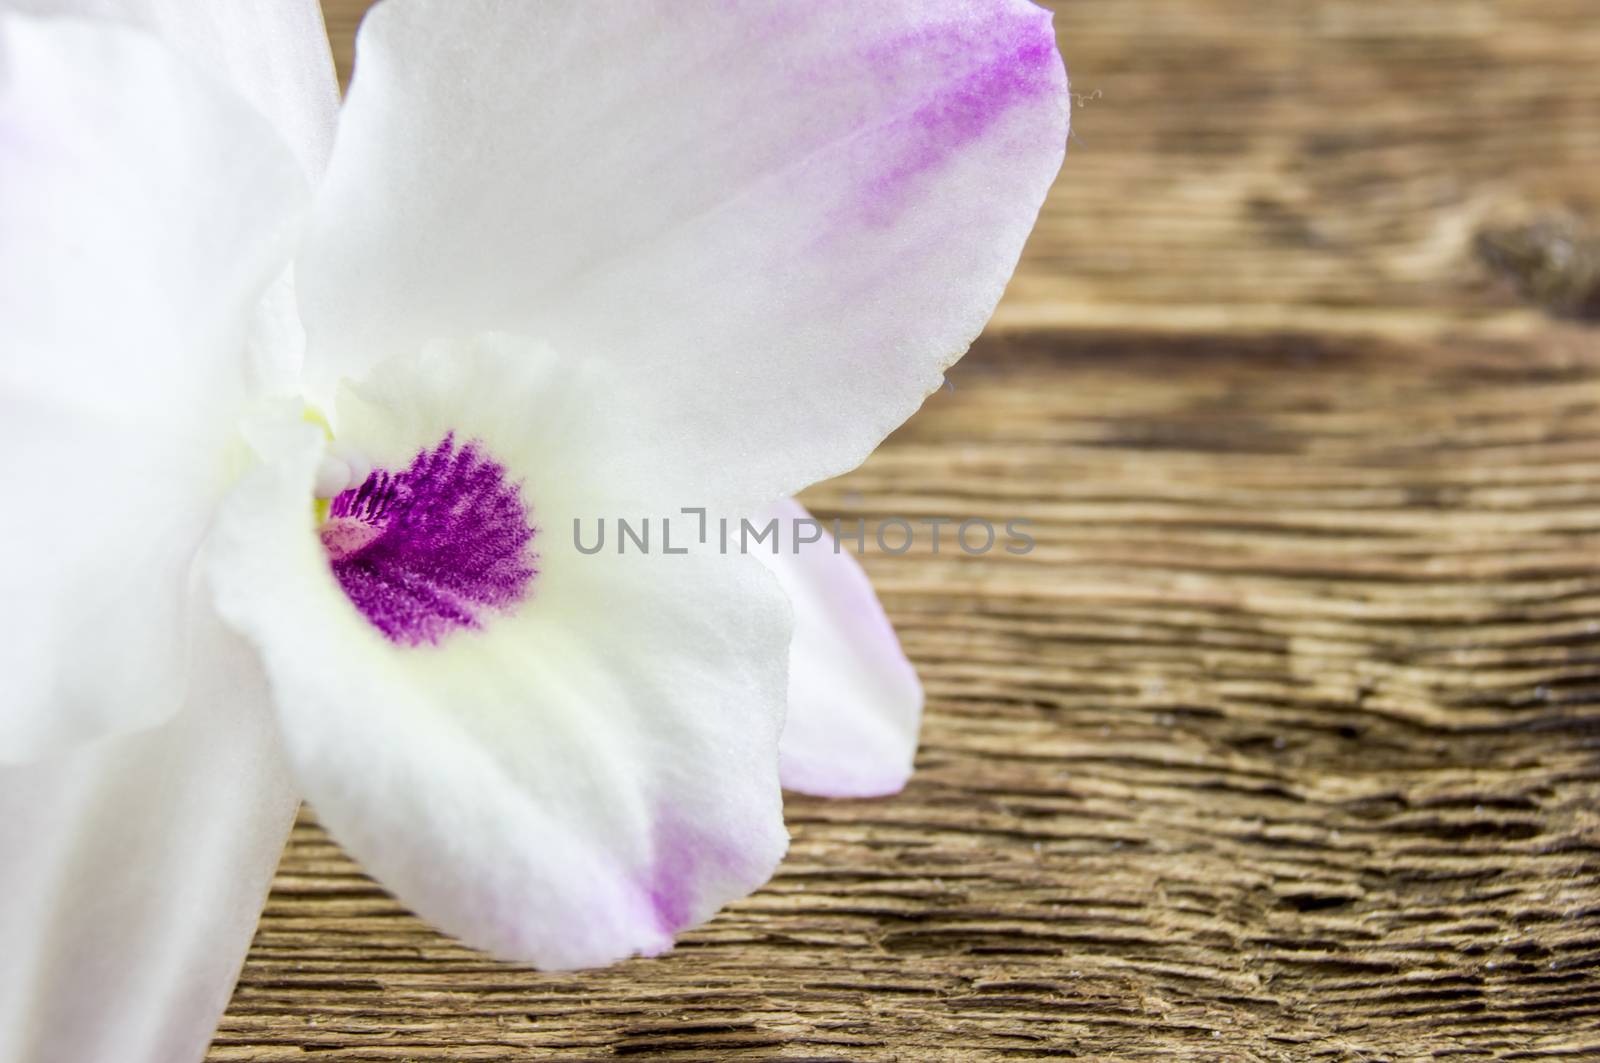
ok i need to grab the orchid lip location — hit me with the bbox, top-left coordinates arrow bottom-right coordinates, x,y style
318,432 -> 538,646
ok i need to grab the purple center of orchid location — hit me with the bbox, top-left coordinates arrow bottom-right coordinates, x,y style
320,433 -> 537,646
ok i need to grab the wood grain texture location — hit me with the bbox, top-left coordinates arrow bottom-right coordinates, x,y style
211,2 -> 1600,1059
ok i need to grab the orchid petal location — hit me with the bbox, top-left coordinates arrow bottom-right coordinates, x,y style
208,337 -> 792,968
0,14 -> 307,759
1,0 -> 338,181
0,609 -> 297,1063
756,500 -> 923,798
296,0 -> 1068,503
1,0 -> 340,394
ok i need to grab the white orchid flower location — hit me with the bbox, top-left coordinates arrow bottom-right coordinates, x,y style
0,1 -> 1067,1060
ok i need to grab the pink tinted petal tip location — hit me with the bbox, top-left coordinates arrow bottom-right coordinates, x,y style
856,3 -> 1065,225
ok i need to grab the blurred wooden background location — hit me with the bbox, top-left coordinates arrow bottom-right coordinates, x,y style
212,2 -> 1600,1059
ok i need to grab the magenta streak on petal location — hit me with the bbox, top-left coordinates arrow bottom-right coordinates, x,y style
320,434 -> 537,646
641,816 -> 749,938
645,832 -> 699,936
854,8 -> 1061,226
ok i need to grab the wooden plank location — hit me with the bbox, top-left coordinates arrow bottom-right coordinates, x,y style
209,2 -> 1600,1058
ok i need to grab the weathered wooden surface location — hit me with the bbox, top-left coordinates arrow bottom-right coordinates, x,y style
212,2 -> 1600,1059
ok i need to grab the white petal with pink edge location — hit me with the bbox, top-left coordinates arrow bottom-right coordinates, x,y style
295,0 -> 1069,504
755,501 -> 924,798
208,337 -> 792,968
